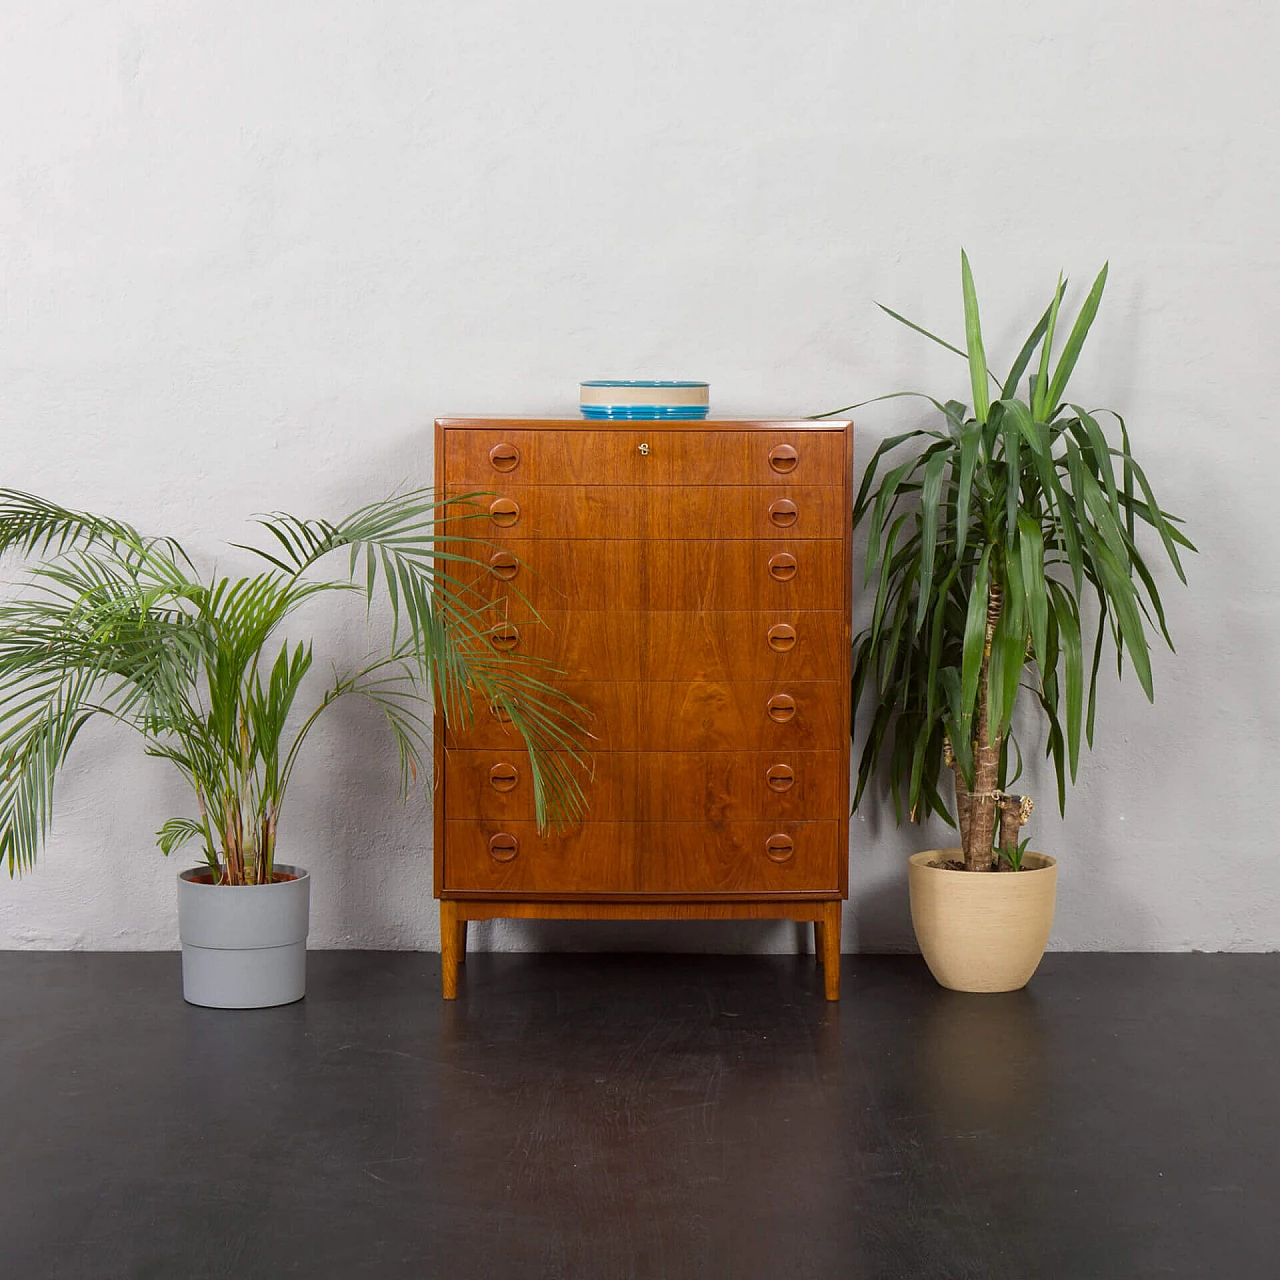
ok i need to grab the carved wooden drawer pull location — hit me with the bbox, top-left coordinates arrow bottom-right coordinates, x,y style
489,622 -> 520,651
768,444 -> 798,474
489,497 -> 521,527
767,693 -> 796,723
767,623 -> 797,652
488,832 -> 519,862
768,498 -> 798,528
488,443 -> 521,472
768,552 -> 798,582
488,762 -> 519,792
765,833 -> 795,863
488,549 -> 519,580
488,702 -> 512,723
766,764 -> 795,792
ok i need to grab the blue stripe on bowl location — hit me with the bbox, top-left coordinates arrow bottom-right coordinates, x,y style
579,405 -> 710,420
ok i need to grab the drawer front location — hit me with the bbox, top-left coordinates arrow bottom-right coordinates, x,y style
442,819 -> 840,896
443,485 -> 846,541
471,610 -> 846,682
636,821 -> 842,894
645,540 -> 844,611
646,751 -> 842,821
443,681 -> 639,751
443,751 -> 640,822
443,749 -> 842,822
453,539 -> 845,612
640,681 -> 845,751
444,681 -> 844,752
442,821 -> 638,894
444,428 -> 845,487
643,611 -> 847,682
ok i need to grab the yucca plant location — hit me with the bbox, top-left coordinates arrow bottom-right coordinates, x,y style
0,489 -> 589,884
834,253 -> 1193,872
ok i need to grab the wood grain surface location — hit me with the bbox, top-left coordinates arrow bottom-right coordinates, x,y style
441,484 -> 847,540
443,427 -> 846,486
443,749 -> 843,821
434,419 -> 853,999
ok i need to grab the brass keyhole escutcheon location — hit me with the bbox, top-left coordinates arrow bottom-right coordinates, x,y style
765,833 -> 795,863
766,764 -> 795,792
489,497 -> 521,527
488,443 -> 521,472
638,442 -> 650,456
767,693 -> 796,723
768,552 -> 798,582
767,623 -> 797,652
489,622 -> 520,651
768,498 -> 798,528
768,443 -> 798,473
488,763 -> 519,793
488,832 -> 519,862
488,549 -> 520,581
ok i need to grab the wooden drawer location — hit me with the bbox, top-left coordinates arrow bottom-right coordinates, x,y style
442,485 -> 846,541
482,610 -> 847,682
443,749 -> 843,822
443,428 -> 845,487
452,538 -> 845,612
442,821 -> 637,894
444,681 -> 844,752
442,819 -> 840,896
443,751 -> 640,822
641,681 -> 844,751
636,821 -> 842,894
643,611 -> 847,682
645,751 -> 843,821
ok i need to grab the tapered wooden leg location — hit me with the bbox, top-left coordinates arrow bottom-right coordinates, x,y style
813,919 -> 825,959
441,900 -> 460,1000
821,902 -> 842,1001
457,919 -> 467,964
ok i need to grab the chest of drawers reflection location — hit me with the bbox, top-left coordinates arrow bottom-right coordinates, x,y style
433,418 -> 853,998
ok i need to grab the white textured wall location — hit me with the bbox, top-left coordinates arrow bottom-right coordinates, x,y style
2,1 -> 1275,953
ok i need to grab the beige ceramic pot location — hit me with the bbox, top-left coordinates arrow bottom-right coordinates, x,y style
908,849 -> 1057,993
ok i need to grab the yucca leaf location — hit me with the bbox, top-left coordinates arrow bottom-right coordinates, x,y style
960,250 -> 991,423
959,545 -> 992,736
875,303 -> 969,360
915,451 -> 949,631
1046,263 -> 1108,411
1032,273 -> 1065,419
1017,512 -> 1048,672
954,424 -> 981,560
1047,580 -> 1084,781
1006,275 -> 1065,403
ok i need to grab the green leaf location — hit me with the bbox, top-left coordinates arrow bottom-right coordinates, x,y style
1032,273 -> 1065,419
1003,278 -> 1064,402
875,303 -> 969,360
915,451 -> 949,631
1002,407 -> 1022,539
1047,580 -> 1084,781
1046,263 -> 1108,411
954,423 -> 981,561
959,545 -> 992,737
1098,548 -> 1154,700
1017,512 -> 1048,673
961,250 -> 991,423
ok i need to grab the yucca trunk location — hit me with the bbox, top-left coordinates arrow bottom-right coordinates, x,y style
963,580 -> 1004,872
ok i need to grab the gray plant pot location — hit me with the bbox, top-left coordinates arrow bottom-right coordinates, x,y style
177,865 -> 310,1008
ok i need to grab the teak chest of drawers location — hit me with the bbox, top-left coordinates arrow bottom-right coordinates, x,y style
433,417 -> 853,999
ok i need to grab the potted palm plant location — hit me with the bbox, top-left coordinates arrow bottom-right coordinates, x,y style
839,253 -> 1192,991
0,489 -> 588,1007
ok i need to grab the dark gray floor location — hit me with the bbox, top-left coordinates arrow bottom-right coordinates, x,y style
2,950 -> 1277,1279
